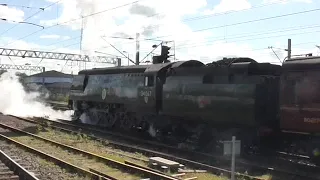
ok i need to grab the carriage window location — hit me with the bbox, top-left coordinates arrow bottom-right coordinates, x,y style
144,76 -> 154,87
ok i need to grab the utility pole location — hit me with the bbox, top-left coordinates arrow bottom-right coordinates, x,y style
287,39 -> 291,60
173,41 -> 176,61
80,16 -> 84,53
135,33 -> 140,65
80,16 -> 85,69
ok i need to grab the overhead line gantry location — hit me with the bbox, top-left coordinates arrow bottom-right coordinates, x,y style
0,47 -> 120,65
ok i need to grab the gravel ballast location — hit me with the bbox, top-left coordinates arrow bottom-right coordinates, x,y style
0,140 -> 89,180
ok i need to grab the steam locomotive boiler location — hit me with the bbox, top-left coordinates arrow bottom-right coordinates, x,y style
68,58 -> 282,151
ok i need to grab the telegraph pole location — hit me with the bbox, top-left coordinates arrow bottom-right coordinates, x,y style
135,33 -> 140,65
80,16 -> 85,69
287,39 -> 291,60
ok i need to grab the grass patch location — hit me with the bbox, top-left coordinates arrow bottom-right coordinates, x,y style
35,127 -> 148,165
12,135 -> 142,180
18,121 -> 270,180
32,126 -> 230,179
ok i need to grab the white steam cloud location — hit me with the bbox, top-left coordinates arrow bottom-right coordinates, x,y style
0,72 -> 72,120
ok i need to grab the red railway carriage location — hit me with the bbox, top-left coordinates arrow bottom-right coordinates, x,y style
280,56 -> 320,134
280,56 -> 320,162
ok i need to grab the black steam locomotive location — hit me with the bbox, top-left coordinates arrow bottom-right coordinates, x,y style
68,57 -> 320,162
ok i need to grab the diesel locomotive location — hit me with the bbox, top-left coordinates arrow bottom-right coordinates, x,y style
68,56 -> 320,162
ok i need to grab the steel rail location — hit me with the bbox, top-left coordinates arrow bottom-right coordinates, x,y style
0,134 -> 109,180
9,115 -> 266,180
0,122 -> 178,180
21,116 -> 320,180
0,149 -> 39,180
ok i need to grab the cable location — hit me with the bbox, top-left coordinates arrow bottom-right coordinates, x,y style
77,7 -> 320,49
8,0 -> 315,55
35,42 -> 80,67
173,24 -> 320,48
134,0 -> 289,31
67,23 -> 320,58
0,4 -> 44,10
0,0 -> 285,47
49,42 -> 80,52
71,0 -> 287,51
147,8 -> 320,40
175,29 -> 320,50
178,41 -> 316,65
99,9 -> 319,48
2,0 -> 143,47
137,24 -> 320,52
34,36 -> 81,51
6,0 -> 285,52
0,0 -> 61,37
182,0 -> 288,22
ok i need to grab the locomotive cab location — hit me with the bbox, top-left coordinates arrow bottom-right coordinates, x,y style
137,62 -> 173,114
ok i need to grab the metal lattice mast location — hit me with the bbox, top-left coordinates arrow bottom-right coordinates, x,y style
0,47 -> 119,64
0,64 -> 44,72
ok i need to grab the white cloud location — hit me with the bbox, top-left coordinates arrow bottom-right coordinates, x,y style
40,34 -> 61,39
204,0 -> 251,15
1,0 -> 317,76
36,0 -> 315,68
263,0 -> 312,4
39,34 -> 70,40
0,5 -> 24,22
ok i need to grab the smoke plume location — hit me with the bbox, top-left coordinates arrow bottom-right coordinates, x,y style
0,72 -> 72,120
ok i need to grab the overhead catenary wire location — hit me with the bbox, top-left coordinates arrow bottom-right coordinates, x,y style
2,0 -> 143,47
90,0 -> 297,47
39,0 -> 288,52
131,0 -> 291,31
147,8 -> 320,41
2,0 -> 303,48
95,23 -> 320,54
174,29 -> 320,50
33,25 -> 320,63
3,0 -> 317,65
182,0 -> 288,22
94,8 -> 320,50
2,0 -> 298,55
0,4 -> 45,10
136,24 -> 320,52
0,0 -> 62,37
173,25 -> 320,50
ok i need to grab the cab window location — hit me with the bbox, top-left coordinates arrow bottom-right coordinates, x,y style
144,76 -> 154,87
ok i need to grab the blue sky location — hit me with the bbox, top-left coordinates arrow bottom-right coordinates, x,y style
0,0 -> 319,72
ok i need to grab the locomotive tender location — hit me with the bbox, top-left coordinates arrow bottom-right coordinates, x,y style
68,56 -> 320,161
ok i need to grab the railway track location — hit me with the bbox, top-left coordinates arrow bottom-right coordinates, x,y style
0,114 -> 264,180
8,115 -> 320,180
0,128 -> 111,180
0,118 -> 180,180
0,147 -> 38,180
50,117 -> 320,179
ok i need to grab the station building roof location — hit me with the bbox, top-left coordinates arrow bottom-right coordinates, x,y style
28,70 -> 73,78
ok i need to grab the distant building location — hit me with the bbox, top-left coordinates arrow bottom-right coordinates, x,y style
24,70 -> 74,102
